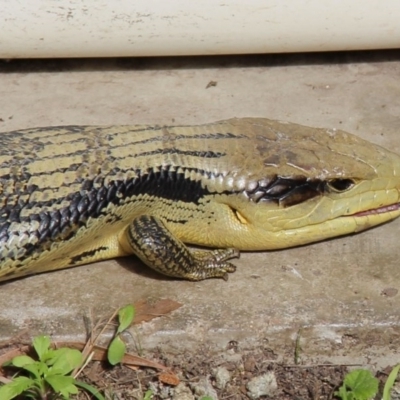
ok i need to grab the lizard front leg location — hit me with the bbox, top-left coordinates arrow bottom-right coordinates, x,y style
121,215 -> 239,280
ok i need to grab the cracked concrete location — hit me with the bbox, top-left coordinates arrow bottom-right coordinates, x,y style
0,52 -> 400,367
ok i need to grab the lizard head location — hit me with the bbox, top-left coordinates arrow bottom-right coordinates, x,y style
184,118 -> 400,250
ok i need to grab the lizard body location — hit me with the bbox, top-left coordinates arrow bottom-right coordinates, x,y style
0,118 -> 399,281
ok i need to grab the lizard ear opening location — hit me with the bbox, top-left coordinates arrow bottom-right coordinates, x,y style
230,206 -> 248,224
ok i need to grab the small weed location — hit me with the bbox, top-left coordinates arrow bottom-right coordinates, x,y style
335,365 -> 400,400
335,369 -> 378,400
0,335 -> 104,400
0,303 -> 175,399
143,389 -> 153,400
382,364 -> 400,400
107,304 -> 135,365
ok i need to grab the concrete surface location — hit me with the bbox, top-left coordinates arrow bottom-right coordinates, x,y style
0,52 -> 400,366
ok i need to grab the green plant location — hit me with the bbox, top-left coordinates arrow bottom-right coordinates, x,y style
335,369 -> 378,400
143,389 -> 153,400
335,364 -> 400,400
382,364 -> 400,400
107,304 -> 135,365
294,327 -> 303,365
0,335 -> 104,400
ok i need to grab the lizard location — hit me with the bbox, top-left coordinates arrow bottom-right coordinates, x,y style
0,117 -> 399,282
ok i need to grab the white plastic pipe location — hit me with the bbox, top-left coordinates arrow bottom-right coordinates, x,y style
1,0 -> 400,58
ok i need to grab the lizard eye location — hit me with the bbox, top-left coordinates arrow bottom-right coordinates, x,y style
326,178 -> 355,192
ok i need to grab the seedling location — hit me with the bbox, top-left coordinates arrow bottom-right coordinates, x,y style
382,364 -> 400,400
107,304 -> 135,365
0,335 -> 104,400
335,369 -> 378,400
143,389 -> 154,400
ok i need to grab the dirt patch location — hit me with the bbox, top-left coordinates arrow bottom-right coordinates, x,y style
1,341 -> 398,399
74,348 -> 349,399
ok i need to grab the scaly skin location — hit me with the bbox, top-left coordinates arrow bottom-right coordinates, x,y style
0,118 -> 399,281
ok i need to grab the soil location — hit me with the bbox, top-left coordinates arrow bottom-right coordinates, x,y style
74,348 -> 389,400
1,333 -> 397,400
1,341 -> 398,399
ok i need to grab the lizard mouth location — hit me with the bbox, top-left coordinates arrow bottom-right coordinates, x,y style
350,203 -> 400,217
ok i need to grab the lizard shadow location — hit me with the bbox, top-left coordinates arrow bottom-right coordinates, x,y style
116,256 -> 174,282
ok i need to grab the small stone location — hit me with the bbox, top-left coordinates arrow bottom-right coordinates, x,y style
243,356 -> 256,372
191,376 -> 219,400
212,366 -> 231,390
149,381 -> 171,399
172,382 -> 195,400
246,372 -> 278,399
381,287 -> 398,297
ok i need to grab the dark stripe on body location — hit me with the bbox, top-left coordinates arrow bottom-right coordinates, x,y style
69,246 -> 109,264
0,165 -> 325,261
0,167 -> 218,260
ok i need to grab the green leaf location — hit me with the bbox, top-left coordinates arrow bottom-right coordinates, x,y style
383,364 -> 400,400
143,389 -> 153,400
46,375 -> 76,394
20,362 -> 44,379
75,380 -> 106,400
40,348 -> 64,363
0,385 -> 15,400
33,335 -> 51,361
0,376 -> 35,400
107,336 -> 126,365
117,304 -> 135,334
45,347 -> 70,365
334,384 -> 355,400
344,369 -> 378,400
10,355 -> 36,367
60,384 -> 79,398
49,349 -> 82,375
37,361 -> 50,377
